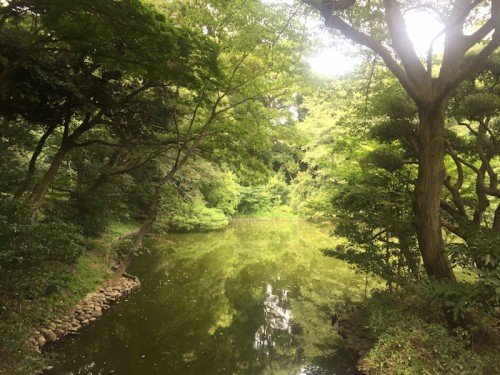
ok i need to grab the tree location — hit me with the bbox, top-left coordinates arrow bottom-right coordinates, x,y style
444,52 -> 500,237
0,0 -> 219,210
293,71 -> 421,289
110,0 -> 307,280
290,73 -> 375,220
302,0 -> 499,280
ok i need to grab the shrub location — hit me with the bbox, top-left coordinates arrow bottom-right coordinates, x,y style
357,289 -> 499,375
362,321 -> 492,374
0,196 -> 86,298
161,193 -> 229,232
237,185 -> 273,215
65,192 -> 111,237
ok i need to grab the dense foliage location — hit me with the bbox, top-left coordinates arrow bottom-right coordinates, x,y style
356,289 -> 499,375
0,197 -> 85,297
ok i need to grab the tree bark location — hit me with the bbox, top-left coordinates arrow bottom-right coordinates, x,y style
414,104 -> 456,280
27,113 -> 97,210
29,139 -> 73,210
14,124 -> 55,198
493,203 -> 500,232
473,164 -> 490,225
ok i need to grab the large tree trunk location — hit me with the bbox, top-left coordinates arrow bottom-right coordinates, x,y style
27,114 -> 94,210
414,104 -> 456,280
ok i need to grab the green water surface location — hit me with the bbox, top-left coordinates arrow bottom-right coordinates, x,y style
46,221 -> 371,375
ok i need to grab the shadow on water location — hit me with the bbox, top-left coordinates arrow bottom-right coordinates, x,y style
45,221 -> 368,375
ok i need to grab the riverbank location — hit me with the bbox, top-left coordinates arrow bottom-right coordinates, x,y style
0,221 -> 140,375
335,289 -> 500,375
31,273 -> 140,357
333,306 -> 375,369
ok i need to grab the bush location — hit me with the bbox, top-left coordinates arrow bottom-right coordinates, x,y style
363,321 -> 492,374
236,182 -> 298,218
161,193 -> 229,232
446,226 -> 500,312
65,192 -> 112,237
420,274 -> 500,324
0,196 -> 86,298
237,185 -> 273,215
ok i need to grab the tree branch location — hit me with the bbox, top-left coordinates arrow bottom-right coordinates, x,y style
426,0 -> 485,72
443,38 -> 499,98
383,0 -> 428,81
302,0 -> 420,103
440,217 -> 466,239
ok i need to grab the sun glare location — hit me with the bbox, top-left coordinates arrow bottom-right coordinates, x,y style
306,9 -> 445,78
404,9 -> 445,58
307,48 -> 360,77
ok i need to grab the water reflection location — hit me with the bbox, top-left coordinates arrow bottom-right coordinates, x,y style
46,221 -> 370,375
254,284 -> 292,350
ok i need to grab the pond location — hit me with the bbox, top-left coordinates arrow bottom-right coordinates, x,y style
46,221 -> 372,375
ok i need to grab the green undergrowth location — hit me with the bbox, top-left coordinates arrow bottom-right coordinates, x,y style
0,251 -> 110,375
356,287 -> 499,375
0,221 -> 136,375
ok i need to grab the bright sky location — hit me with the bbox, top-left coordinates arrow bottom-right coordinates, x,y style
404,9 -> 445,58
306,38 -> 361,77
306,9 -> 445,77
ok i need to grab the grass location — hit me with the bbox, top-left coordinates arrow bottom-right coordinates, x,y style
0,251 -> 111,375
100,219 -> 140,243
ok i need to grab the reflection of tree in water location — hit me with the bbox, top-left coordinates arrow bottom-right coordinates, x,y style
254,284 -> 293,352
49,222 -> 367,374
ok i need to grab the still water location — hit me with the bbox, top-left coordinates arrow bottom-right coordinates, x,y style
46,221 -> 370,375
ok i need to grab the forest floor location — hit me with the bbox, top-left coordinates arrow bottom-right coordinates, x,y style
348,289 -> 500,375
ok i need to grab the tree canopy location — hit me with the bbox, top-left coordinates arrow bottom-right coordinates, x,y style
302,0 -> 499,281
